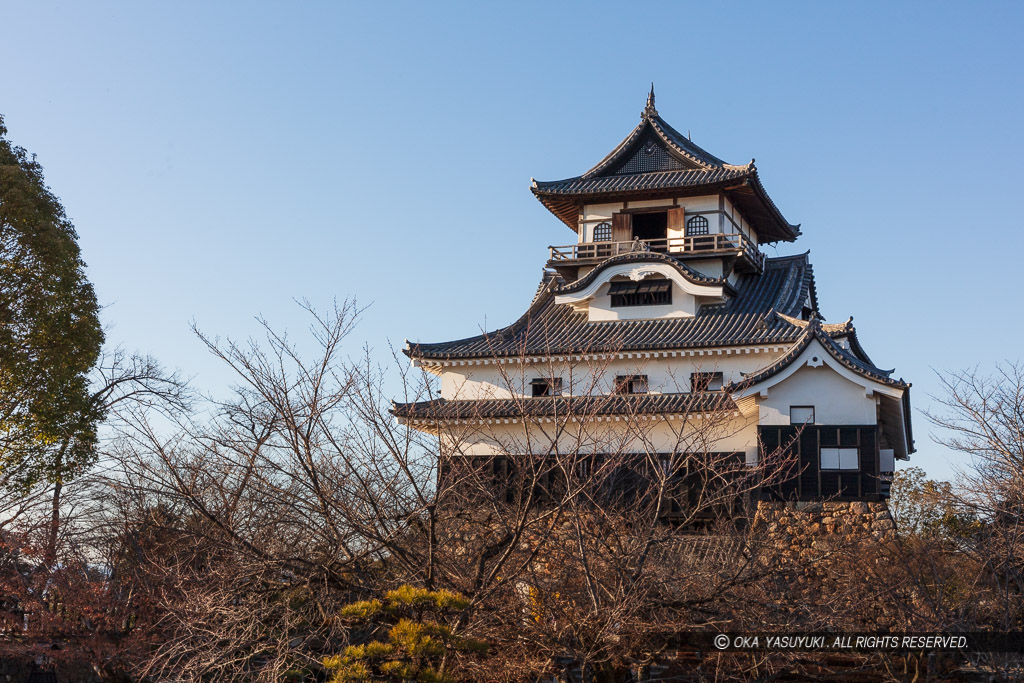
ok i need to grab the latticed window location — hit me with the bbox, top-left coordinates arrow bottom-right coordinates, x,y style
608,279 -> 671,307
593,221 -> 612,242
686,215 -> 709,236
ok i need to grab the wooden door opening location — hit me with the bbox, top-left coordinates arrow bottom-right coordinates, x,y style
632,211 -> 667,242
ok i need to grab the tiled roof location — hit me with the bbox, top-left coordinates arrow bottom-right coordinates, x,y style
392,391 -> 734,421
534,167 -> 752,196
728,317 -> 908,392
773,311 -> 876,366
530,103 -> 800,242
406,253 -> 819,361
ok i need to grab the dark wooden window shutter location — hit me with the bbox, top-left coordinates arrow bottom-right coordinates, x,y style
612,212 -> 632,242
667,207 -> 686,234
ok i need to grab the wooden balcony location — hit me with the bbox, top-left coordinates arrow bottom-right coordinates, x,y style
548,233 -> 764,273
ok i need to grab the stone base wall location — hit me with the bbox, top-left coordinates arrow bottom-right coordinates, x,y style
754,500 -> 895,562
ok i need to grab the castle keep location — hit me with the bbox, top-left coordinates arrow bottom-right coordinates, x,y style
394,88 -> 913,517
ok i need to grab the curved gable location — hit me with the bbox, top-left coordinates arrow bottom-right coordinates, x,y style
553,255 -> 728,322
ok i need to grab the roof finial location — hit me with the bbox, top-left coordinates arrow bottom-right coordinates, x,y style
643,82 -> 658,118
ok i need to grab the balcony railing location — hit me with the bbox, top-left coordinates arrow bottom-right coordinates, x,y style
548,233 -> 764,270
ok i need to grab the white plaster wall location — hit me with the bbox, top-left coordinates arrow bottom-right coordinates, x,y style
683,258 -> 724,279
757,365 -> 878,426
575,195 -> 760,245
582,201 -> 626,221
444,415 -> 760,464
629,199 -> 675,210
587,281 -> 699,321
438,349 -> 786,402
579,195 -> 724,243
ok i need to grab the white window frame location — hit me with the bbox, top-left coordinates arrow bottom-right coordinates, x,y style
789,405 -> 815,425
820,447 -> 859,471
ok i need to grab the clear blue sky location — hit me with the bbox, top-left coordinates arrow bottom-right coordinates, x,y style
3,2 -> 1022,481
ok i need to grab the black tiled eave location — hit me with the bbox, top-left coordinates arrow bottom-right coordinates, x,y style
533,167 -> 750,195
392,392 -> 735,421
406,254 -> 817,361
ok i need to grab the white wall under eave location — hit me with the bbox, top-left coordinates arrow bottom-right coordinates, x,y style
437,350 -> 786,402
576,195 -> 759,245
441,415 -> 760,464
683,258 -> 724,279
756,364 -> 879,426
587,280 -> 700,321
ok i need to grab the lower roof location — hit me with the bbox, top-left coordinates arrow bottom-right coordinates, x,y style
392,392 -> 734,421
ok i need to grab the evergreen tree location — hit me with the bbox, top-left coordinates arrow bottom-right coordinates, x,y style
324,586 -> 486,682
0,115 -> 103,493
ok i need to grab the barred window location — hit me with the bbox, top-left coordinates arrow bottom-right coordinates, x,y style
614,375 -> 649,395
686,215 -> 709,236
593,221 -> 612,242
530,377 -> 563,397
691,371 -> 724,392
608,279 -> 671,307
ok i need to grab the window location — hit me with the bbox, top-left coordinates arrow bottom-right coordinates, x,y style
880,449 -> 895,474
593,222 -> 612,242
530,377 -> 563,397
614,375 -> 649,394
686,215 -> 709,236
691,371 -> 724,392
820,447 -> 858,470
575,457 -> 593,479
608,279 -> 671,307
789,406 -> 815,424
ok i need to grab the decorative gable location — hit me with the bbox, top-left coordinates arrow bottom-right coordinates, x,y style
611,133 -> 702,175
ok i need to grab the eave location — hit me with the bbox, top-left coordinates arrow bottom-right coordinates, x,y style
392,391 -> 735,423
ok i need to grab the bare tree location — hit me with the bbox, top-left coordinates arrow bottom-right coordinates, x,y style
926,363 -> 1024,634
101,300 -> 811,681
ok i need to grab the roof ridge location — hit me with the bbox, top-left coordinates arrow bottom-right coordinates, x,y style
763,251 -> 811,266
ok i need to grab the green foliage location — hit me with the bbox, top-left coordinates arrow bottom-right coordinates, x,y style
385,585 -> 470,612
323,585 -> 486,682
890,467 -> 981,539
0,115 -> 103,491
340,599 -> 383,619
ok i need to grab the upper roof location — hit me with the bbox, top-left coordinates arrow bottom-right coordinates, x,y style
406,253 -> 821,361
531,87 -> 801,243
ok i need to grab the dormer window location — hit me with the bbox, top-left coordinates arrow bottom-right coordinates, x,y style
593,222 -> 612,242
609,279 -> 671,307
690,371 -> 724,392
686,215 -> 709,236
530,378 -> 563,397
614,375 -> 648,395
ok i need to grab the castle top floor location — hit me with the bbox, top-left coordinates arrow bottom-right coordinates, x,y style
532,87 -> 801,282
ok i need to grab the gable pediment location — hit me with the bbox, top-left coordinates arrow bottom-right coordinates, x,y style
609,131 -> 703,176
